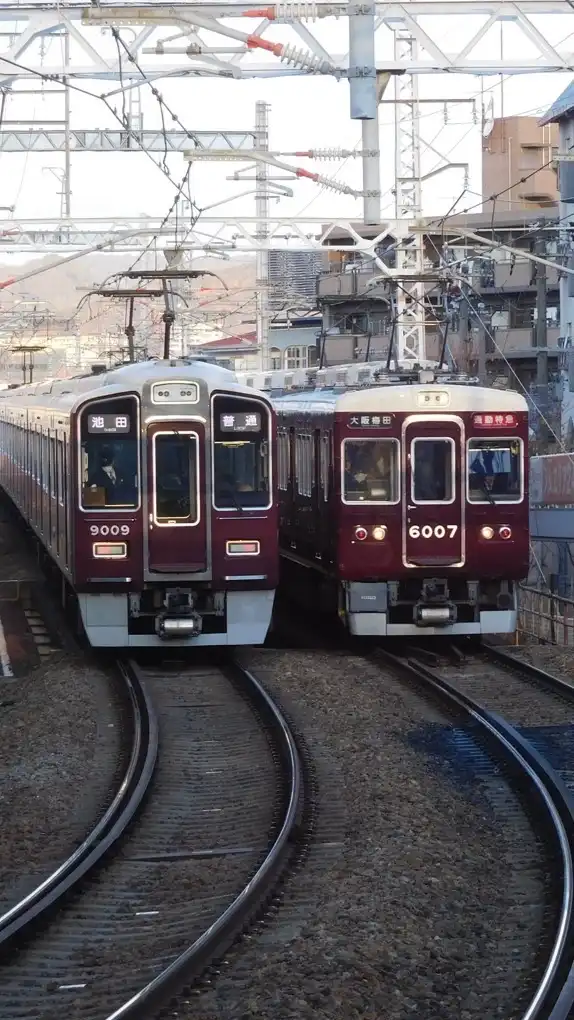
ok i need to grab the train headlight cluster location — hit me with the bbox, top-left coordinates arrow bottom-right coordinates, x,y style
354,525 -> 387,542
479,526 -> 512,541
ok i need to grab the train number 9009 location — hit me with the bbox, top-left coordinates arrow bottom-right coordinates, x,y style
408,524 -> 458,539
89,524 -> 130,537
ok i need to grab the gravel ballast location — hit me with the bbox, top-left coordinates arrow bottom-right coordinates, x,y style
0,507 -> 122,914
0,652 -> 122,913
186,648 -> 545,1020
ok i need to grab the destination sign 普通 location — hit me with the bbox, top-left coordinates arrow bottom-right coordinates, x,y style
87,414 -> 131,434
347,414 -> 392,428
219,412 -> 262,432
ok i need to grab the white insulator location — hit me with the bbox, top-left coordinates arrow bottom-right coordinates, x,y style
316,175 -> 355,195
274,2 -> 336,19
308,148 -> 353,160
278,43 -> 333,73
274,2 -> 319,19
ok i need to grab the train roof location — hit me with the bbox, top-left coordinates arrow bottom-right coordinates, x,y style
269,383 -> 528,415
240,361 -> 529,415
0,358 -> 270,413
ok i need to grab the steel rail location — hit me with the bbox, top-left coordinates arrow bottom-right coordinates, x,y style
103,656 -> 304,1020
377,646 -> 574,1020
0,660 -> 158,951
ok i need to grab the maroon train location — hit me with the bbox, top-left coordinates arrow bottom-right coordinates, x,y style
0,359 -> 278,647
243,364 -> 529,637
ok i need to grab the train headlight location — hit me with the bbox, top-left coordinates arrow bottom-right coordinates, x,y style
372,525 -> 387,541
226,540 -> 260,556
354,526 -> 368,541
480,526 -> 494,540
93,542 -> 127,559
499,526 -> 512,540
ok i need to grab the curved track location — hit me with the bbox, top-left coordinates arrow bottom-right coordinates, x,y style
0,655 -> 303,1019
377,643 -> 574,1020
0,659 -> 157,951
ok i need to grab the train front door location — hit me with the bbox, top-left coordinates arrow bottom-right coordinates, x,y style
403,418 -> 464,568
146,422 -> 207,573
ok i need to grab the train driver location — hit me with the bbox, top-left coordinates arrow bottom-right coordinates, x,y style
368,445 -> 392,499
344,446 -> 371,496
88,446 -> 121,504
345,443 -> 392,500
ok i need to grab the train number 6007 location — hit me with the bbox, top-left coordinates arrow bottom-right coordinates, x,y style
408,524 -> 458,539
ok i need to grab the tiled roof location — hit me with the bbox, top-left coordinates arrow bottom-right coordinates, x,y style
196,331 -> 257,350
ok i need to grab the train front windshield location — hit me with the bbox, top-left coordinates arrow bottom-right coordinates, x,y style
212,395 -> 271,510
467,438 -> 522,502
343,439 -> 399,503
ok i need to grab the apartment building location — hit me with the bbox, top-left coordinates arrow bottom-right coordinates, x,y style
315,206 -> 562,441
482,116 -> 558,213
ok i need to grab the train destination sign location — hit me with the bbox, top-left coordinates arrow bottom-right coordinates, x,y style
473,413 -> 518,429
219,412 -> 262,432
87,414 -> 131,434
347,414 -> 392,428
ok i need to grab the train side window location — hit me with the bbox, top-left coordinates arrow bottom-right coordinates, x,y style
278,431 -> 289,491
212,395 -> 271,510
296,434 -> 313,497
153,432 -> 199,525
467,438 -> 523,503
342,438 -> 399,504
320,433 -> 330,501
411,438 -> 454,504
79,397 -> 139,511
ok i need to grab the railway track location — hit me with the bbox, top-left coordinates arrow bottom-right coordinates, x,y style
377,641 -> 574,1020
0,654 -> 304,1019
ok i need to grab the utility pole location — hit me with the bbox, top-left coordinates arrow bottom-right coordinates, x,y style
477,320 -> 487,384
458,284 -> 470,375
534,232 -> 549,445
255,101 -> 270,372
63,29 -> 71,217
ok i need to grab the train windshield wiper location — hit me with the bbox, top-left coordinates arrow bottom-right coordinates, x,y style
222,484 -> 245,513
478,479 -> 496,505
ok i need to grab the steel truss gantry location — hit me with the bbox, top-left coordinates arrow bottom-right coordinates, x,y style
0,215 -> 403,254
2,1 -> 573,367
0,129 -> 258,152
1,3 -> 574,80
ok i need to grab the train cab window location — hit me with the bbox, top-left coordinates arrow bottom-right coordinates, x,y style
212,395 -> 271,510
412,438 -> 454,503
80,398 -> 139,510
153,433 -> 199,524
342,439 -> 399,503
467,438 -> 522,503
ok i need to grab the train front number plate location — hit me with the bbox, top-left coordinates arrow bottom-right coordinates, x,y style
408,525 -> 458,539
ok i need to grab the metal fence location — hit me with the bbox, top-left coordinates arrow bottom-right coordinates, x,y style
517,585 -> 574,645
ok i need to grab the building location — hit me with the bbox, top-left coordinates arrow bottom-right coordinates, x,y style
316,207 -> 562,444
482,117 -> 559,213
267,250 -> 326,310
196,319 -> 321,371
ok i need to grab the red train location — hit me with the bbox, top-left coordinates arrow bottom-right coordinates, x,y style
242,364 -> 529,637
0,359 -> 278,647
